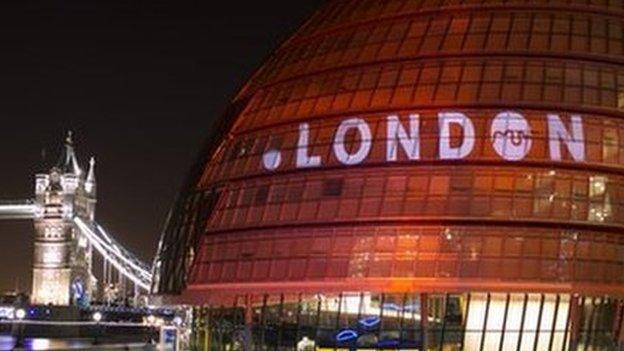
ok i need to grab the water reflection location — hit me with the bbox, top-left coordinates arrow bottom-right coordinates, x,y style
0,335 -> 151,350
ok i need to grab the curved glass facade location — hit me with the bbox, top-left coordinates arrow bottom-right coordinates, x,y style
154,0 -> 624,349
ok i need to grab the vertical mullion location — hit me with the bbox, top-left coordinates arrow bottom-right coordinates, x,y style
421,293 -> 429,351
412,293 -> 419,348
516,294 -> 529,351
601,298 -> 609,349
567,295 -> 582,351
459,13 -> 473,51
218,305 -> 225,351
611,300 -> 622,345
399,293 -> 407,348
620,299 -> 624,345
460,293 -> 472,351
275,294 -> 284,351
499,293 -> 511,351
617,300 -> 624,345
294,294 -> 302,348
583,297 -> 597,351
548,295 -> 561,351
533,294 -> 546,351
561,295 -> 573,351
206,306 -> 212,351
260,295 -> 268,350
479,293 -> 492,351
244,296 -> 254,351
439,294 -> 451,351
595,298 -> 607,350
334,293 -> 343,351
377,293 -> 386,345
314,295 -> 322,348
357,292 -> 364,325
437,12 -> 453,52
231,298 -> 242,350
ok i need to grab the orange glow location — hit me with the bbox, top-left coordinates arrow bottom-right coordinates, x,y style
153,0 -> 624,309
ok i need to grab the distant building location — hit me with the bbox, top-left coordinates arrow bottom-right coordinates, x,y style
32,132 -> 97,306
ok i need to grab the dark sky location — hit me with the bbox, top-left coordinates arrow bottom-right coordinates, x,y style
0,1 -> 321,292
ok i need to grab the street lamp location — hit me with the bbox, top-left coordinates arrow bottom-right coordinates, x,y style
92,312 -> 103,346
13,308 -> 26,349
92,312 -> 103,323
15,309 -> 26,320
146,315 -> 156,325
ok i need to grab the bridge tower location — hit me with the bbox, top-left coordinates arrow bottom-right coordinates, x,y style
31,132 -> 97,306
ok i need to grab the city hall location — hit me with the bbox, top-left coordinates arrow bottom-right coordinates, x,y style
152,0 -> 624,349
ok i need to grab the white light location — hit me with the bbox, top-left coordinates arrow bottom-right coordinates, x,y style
78,236 -> 88,248
463,294 -> 569,351
30,338 -> 50,350
172,316 -> 183,326
0,307 -> 15,320
146,315 -> 156,325
92,312 -> 102,322
15,309 -> 26,320
42,249 -> 62,265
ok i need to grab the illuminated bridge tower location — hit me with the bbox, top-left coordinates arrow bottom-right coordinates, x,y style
32,132 -> 97,306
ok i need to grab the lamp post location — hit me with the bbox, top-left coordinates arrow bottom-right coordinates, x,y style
13,308 -> 26,349
92,311 -> 103,345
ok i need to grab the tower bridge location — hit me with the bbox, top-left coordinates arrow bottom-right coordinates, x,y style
0,133 -> 152,306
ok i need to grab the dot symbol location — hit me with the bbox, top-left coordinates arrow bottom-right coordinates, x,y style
262,149 -> 282,171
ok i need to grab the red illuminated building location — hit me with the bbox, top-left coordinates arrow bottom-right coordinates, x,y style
153,0 -> 624,349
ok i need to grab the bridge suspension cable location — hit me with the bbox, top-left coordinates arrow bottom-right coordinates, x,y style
73,217 -> 152,291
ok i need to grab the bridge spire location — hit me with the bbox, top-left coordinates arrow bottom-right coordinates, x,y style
85,157 -> 96,194
57,130 -> 81,175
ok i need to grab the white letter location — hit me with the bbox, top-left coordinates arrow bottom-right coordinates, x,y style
333,118 -> 372,165
296,123 -> 321,168
490,111 -> 532,161
438,112 -> 475,159
548,114 -> 585,162
386,114 -> 420,161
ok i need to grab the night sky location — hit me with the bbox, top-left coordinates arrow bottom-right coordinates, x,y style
0,1 -> 321,293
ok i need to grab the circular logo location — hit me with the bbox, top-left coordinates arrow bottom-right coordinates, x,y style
262,149 -> 282,171
490,111 -> 532,161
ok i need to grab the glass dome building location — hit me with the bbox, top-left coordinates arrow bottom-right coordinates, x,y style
153,0 -> 624,349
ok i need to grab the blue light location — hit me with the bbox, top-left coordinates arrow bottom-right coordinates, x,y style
71,278 -> 88,307
335,329 -> 358,343
357,315 -> 381,330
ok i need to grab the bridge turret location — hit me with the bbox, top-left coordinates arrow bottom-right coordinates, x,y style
33,173 -> 48,219
31,133 -> 97,306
